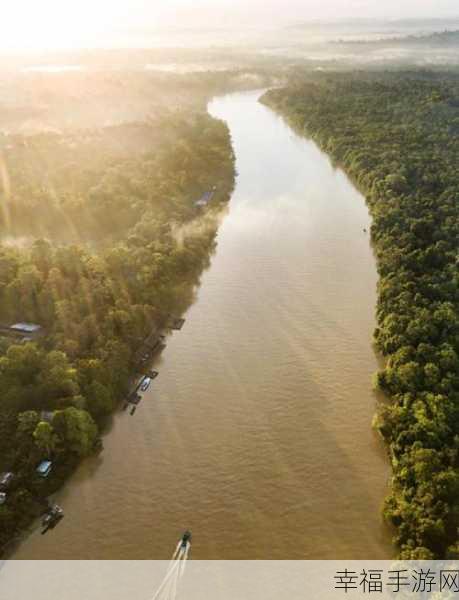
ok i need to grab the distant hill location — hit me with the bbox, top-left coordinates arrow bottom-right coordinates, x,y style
288,18 -> 459,32
333,30 -> 459,47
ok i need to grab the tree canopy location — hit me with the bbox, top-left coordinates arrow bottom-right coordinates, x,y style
0,103 -> 235,554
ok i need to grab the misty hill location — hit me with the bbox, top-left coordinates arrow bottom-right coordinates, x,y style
333,29 -> 459,47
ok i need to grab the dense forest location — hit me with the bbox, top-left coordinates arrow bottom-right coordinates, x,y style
0,104 -> 235,553
262,71 -> 459,558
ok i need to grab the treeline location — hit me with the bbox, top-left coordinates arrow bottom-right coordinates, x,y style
334,29 -> 459,48
0,69 -> 274,134
0,110 -> 234,553
262,71 -> 459,559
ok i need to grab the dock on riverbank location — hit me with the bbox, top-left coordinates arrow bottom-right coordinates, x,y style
132,329 -> 166,368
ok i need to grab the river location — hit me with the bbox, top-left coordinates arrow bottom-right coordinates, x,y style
13,90 -> 391,559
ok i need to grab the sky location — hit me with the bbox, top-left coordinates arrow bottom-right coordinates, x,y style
154,0 -> 459,24
0,0 -> 458,51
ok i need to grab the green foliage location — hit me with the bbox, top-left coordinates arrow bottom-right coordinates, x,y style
33,421 -> 57,456
263,71 -> 459,558
0,344 -> 81,412
52,408 -> 98,457
0,106 -> 235,554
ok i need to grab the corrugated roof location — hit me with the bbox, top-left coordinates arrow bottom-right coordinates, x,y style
36,460 -> 52,474
11,322 -> 41,333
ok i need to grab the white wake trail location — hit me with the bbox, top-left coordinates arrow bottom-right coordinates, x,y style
169,552 -> 181,600
151,539 -> 190,600
170,541 -> 182,566
151,559 -> 181,600
179,543 -> 190,579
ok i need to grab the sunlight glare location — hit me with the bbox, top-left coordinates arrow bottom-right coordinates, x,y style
0,0 -> 146,52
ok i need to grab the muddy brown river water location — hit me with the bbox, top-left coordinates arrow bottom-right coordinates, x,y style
13,90 -> 391,559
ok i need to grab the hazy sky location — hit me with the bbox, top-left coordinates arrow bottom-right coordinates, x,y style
1,0 -> 458,51
152,0 -> 459,24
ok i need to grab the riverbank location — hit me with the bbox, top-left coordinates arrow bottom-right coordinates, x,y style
0,111 -> 235,557
262,72 -> 459,559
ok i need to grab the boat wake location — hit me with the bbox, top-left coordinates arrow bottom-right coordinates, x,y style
151,536 -> 191,600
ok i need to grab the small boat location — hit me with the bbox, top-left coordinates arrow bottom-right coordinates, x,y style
93,438 -> 103,454
181,530 -> 192,549
130,393 -> 142,405
140,376 -> 152,392
0,472 -> 14,491
41,504 -> 64,534
124,392 -> 141,413
170,317 -> 185,331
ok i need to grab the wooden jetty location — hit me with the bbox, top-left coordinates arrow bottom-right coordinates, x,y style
133,329 -> 166,368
